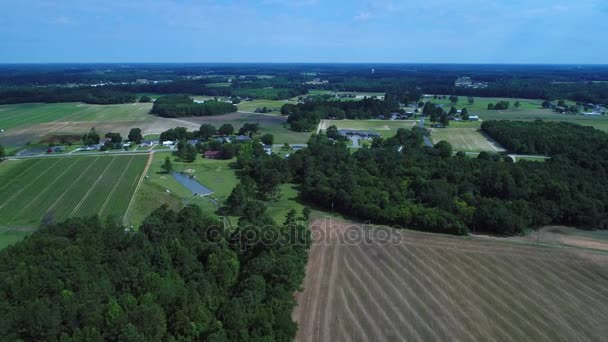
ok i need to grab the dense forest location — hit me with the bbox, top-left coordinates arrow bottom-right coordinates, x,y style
0,87 -> 136,105
233,125 -> 608,235
151,95 -> 237,118
0,205 -> 310,341
282,98 -> 400,131
482,120 -> 608,157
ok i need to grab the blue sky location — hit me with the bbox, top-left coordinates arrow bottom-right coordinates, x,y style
1,0 -> 606,63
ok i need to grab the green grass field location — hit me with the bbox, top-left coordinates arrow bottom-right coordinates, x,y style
430,128 -> 505,152
0,155 -> 148,228
128,153 -> 240,227
422,95 -> 563,112
0,102 -> 152,131
237,99 -> 295,113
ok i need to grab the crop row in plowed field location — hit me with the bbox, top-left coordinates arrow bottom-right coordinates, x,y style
0,155 -> 147,226
294,219 -> 608,342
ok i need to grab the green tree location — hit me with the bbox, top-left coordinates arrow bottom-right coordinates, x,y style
467,96 -> 474,105
434,140 -> 453,158
184,144 -> 197,162
261,134 -> 274,145
105,132 -> 122,144
218,124 -> 234,136
449,95 -> 458,104
199,124 -> 217,141
128,128 -> 143,144
82,128 -> 100,145
301,207 -> 311,221
461,108 -> 469,120
0,144 -> 5,161
239,123 -> 260,136
139,96 -> 152,103
514,101 -> 521,109
440,112 -> 450,126
161,157 -> 173,173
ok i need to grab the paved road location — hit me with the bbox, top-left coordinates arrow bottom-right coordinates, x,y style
419,117 -> 434,147
6,148 -> 174,160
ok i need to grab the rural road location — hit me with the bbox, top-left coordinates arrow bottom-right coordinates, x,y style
5,148 -> 174,160
419,117 -> 434,147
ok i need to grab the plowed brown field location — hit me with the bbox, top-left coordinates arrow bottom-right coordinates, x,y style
293,218 -> 608,342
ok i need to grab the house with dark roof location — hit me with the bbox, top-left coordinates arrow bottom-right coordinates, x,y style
204,150 -> 222,159
235,135 -> 251,142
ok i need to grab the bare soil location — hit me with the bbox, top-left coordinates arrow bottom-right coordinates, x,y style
294,219 -> 608,341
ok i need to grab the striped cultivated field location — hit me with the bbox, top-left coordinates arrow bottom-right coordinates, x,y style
0,155 -> 149,226
294,219 -> 608,342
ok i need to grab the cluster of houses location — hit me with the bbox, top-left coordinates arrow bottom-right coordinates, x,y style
454,77 -> 488,89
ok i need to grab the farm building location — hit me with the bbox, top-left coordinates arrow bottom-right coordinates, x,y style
162,141 -> 175,147
468,115 -> 480,121
235,135 -> 251,142
204,150 -> 221,159
291,144 -> 307,151
338,130 -> 382,139
263,145 -> 273,155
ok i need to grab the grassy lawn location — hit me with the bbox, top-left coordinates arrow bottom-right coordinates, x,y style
430,127 -> 505,152
128,153 -> 240,227
422,95 -> 558,112
237,99 -> 295,113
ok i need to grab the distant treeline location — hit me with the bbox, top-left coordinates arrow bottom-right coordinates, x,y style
0,87 -> 136,105
151,95 -> 237,118
282,98 -> 400,131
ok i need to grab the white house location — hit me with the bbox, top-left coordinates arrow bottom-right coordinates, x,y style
162,141 -> 175,147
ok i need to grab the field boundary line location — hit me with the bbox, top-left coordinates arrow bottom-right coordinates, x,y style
16,158 -> 82,216
98,156 -> 135,217
69,157 -> 118,217
0,159 -> 63,210
45,157 -> 100,215
122,153 -> 153,226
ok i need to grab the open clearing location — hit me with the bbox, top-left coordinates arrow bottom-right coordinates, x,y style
430,127 -> 506,152
237,99 -> 296,114
0,155 -> 148,228
294,218 -> 608,342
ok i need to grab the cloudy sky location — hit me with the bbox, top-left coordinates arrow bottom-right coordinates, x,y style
1,0 -> 606,63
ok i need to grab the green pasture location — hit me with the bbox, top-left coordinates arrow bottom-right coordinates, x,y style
237,99 -> 294,113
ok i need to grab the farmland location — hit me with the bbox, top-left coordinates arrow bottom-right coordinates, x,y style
0,102 -> 152,130
0,155 -> 148,228
294,218 -> 608,342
